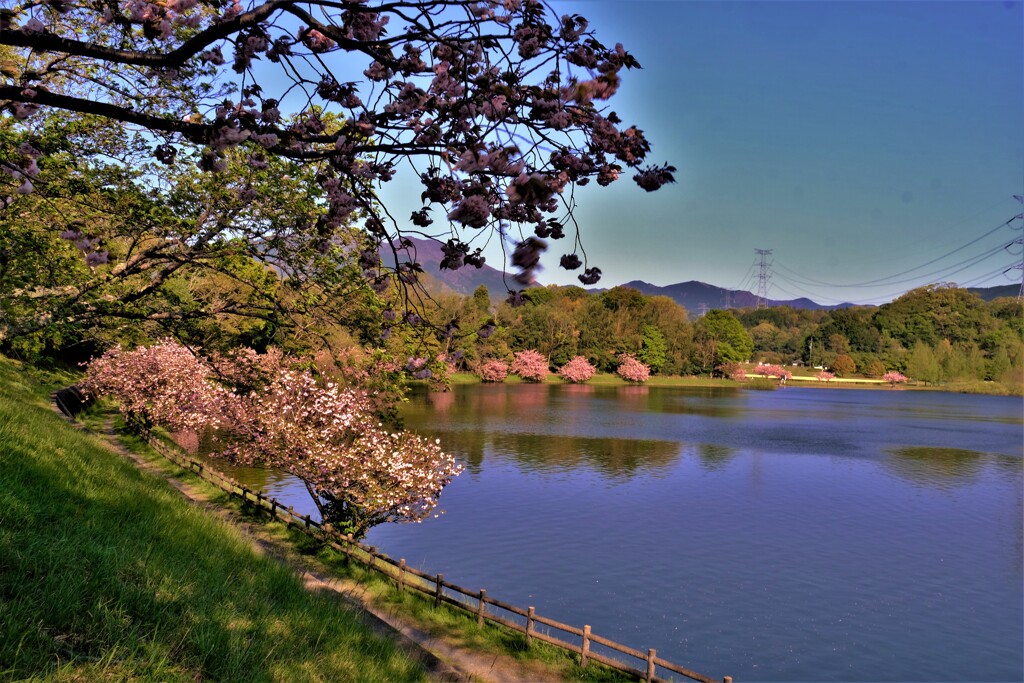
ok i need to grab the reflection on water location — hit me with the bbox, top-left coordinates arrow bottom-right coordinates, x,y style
885,446 -> 987,488
692,443 -> 738,472
489,431 -> 679,479
378,384 -> 1023,683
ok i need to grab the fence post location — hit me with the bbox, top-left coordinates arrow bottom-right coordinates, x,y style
646,648 -> 656,683
369,547 -> 377,571
398,558 -> 406,592
303,514 -> 311,529
526,607 -> 535,648
581,625 -> 591,668
724,677 -> 733,683
434,573 -> 446,606
270,499 -> 277,517
477,589 -> 487,626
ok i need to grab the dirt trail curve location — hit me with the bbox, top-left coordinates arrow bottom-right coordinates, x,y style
55,402 -> 562,683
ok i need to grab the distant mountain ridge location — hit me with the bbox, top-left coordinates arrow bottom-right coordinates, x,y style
614,280 -> 857,313
391,237 -> 1018,310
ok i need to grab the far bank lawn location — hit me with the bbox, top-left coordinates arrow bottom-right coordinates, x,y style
0,356 -> 425,682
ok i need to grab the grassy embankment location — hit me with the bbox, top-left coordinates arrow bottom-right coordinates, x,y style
0,356 -> 635,682
0,355 -> 427,682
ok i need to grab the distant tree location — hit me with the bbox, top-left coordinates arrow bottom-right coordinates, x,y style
758,364 -> 792,382
906,342 -> 940,385
716,362 -> 746,381
862,359 -> 885,378
510,349 -> 548,382
472,285 -> 492,314
816,371 -> 835,383
987,346 -> 1012,381
638,324 -> 668,374
828,333 -> 851,355
882,371 -> 909,386
616,353 -> 650,383
695,310 -> 753,367
477,359 -> 509,383
832,354 -> 856,377
557,356 -> 596,383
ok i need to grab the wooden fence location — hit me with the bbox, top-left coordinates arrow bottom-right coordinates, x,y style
61,395 -> 730,683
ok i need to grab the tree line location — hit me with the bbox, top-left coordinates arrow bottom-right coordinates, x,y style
411,281 -> 1023,387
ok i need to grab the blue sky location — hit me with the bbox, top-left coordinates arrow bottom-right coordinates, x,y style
365,1 -> 1024,304
531,0 -> 1024,304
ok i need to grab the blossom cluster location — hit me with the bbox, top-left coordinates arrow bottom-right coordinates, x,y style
758,364 -> 793,381
3,0 -> 674,292
816,371 -> 835,383
476,359 -> 509,383
83,340 -> 462,537
616,354 -> 650,383
716,362 -> 746,381
510,349 -> 548,382
557,355 -> 596,383
882,371 -> 909,385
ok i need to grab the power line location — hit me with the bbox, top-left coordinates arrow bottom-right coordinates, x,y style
772,217 -> 1016,289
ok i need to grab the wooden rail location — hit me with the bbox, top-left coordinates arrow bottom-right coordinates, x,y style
97,418 -> 730,683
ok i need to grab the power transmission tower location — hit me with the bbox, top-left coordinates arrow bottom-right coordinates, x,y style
755,249 -> 773,309
697,302 -> 709,317
724,290 -> 731,309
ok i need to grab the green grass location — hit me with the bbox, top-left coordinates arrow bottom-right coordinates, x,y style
0,356 -> 426,682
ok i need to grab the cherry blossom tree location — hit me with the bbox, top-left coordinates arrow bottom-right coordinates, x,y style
83,339 -> 462,538
1,0 -> 675,310
758,364 -> 792,382
615,353 -> 649,383
510,348 -> 547,381
83,339 -> 227,432
715,361 -> 746,381
816,370 -> 835,383
476,358 -> 508,382
882,371 -> 908,386
557,355 -> 595,383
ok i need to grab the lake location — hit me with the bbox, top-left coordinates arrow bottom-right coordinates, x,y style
224,384 -> 1024,682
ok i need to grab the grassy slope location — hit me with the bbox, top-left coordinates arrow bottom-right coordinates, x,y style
0,356 -> 425,682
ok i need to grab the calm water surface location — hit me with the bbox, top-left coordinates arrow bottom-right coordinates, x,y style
229,385 -> 1024,682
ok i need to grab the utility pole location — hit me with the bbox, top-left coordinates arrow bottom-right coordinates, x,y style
755,249 -> 772,309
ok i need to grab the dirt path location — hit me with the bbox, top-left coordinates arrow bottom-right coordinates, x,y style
66,410 -> 563,683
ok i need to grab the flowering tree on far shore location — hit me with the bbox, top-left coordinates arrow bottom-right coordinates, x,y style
616,353 -> 650,383
759,364 -> 792,382
816,371 -> 835,383
716,362 -> 746,381
557,355 -> 596,383
882,371 -> 909,386
83,340 -> 462,538
511,349 -> 548,382
476,359 -> 509,383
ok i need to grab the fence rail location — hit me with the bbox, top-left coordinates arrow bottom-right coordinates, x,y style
62,398 -> 730,683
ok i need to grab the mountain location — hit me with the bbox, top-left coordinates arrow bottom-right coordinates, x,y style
381,236 -> 517,300
384,237 -> 1020,308
968,284 -> 1019,301
613,280 -> 857,315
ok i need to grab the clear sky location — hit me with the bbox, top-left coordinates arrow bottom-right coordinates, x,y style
371,0 -> 1024,305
